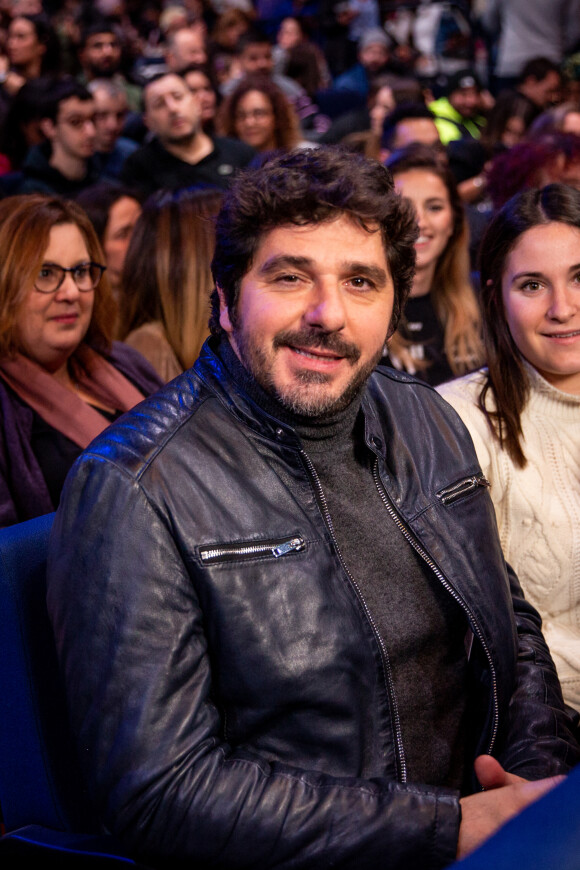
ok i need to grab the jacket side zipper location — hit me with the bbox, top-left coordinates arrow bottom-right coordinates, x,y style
301,449 -> 408,784
200,536 -> 305,564
437,474 -> 490,505
372,459 -> 499,758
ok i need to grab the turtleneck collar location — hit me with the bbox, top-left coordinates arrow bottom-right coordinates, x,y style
217,336 -> 364,446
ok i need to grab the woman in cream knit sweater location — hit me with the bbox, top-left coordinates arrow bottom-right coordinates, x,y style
438,183 -> 580,713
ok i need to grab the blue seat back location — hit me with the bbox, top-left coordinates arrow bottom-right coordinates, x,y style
0,512 -> 100,834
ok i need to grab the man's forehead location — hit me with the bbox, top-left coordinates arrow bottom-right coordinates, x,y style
58,96 -> 95,117
145,75 -> 187,103
86,32 -> 120,48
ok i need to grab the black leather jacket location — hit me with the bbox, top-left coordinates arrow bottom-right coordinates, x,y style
47,339 -> 580,870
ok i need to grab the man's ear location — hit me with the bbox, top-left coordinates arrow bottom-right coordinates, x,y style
217,285 -> 233,335
39,117 -> 55,141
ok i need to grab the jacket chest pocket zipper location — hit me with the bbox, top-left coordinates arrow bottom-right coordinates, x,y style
199,535 -> 306,565
437,474 -> 490,505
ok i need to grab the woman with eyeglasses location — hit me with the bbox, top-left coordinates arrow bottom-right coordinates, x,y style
0,193 -> 163,527
215,74 -> 309,154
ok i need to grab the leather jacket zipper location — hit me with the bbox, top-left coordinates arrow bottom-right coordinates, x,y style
437,474 -> 490,505
372,459 -> 499,758
200,535 -> 305,564
301,449 -> 408,784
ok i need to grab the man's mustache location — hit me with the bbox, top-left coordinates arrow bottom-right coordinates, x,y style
273,329 -> 361,363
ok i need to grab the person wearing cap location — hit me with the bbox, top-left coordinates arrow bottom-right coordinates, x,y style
429,69 -> 487,145
334,26 -> 393,96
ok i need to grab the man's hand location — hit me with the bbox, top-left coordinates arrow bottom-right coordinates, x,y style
457,755 -> 565,859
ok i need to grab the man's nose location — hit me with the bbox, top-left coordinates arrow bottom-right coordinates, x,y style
303,283 -> 346,332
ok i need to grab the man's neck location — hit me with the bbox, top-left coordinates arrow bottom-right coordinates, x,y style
49,147 -> 88,181
217,335 -> 364,439
160,129 -> 214,165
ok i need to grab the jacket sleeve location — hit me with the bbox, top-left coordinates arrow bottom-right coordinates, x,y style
47,453 -> 461,870
497,562 -> 580,779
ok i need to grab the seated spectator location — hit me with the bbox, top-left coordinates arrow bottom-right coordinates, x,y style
182,62 -> 219,134
219,26 -> 305,103
487,132 -> 580,210
273,16 -> 331,92
438,183 -> 580,712
88,78 -> 138,180
0,193 -> 163,527
527,101 -> 580,137
76,180 -> 143,301
318,72 -> 422,145
514,57 -> 563,114
118,187 -> 222,381
384,143 -> 483,385
164,22 -> 208,72
4,10 -> 61,87
429,68 -> 488,145
0,75 -> 54,176
380,101 -> 440,160
75,17 -> 142,114
120,71 -> 255,197
334,26 -> 393,97
215,74 -> 308,153
16,75 -> 103,196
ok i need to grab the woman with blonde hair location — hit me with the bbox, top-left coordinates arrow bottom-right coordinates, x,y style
118,186 -> 222,382
384,143 -> 484,385
0,193 -> 162,526
215,74 -> 305,154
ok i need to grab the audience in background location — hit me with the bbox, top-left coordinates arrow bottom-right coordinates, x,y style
15,75 -> 101,196
118,187 -> 221,382
216,73 -> 306,153
385,143 -> 483,385
120,71 -> 255,197
87,77 -> 137,181
76,181 -> 142,301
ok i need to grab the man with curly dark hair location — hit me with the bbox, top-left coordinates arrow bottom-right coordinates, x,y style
48,146 -> 579,870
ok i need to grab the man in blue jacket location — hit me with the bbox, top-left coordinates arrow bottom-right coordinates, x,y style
47,146 -> 579,870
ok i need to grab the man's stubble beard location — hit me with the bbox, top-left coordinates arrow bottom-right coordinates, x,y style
232,325 -> 387,418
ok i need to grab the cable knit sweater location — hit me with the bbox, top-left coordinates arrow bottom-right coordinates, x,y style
437,364 -> 580,712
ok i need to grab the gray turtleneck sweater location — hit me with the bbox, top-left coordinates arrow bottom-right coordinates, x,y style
220,338 -> 469,790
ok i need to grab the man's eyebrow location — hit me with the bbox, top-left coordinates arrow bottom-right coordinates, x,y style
258,256 -> 388,284
258,255 -> 313,275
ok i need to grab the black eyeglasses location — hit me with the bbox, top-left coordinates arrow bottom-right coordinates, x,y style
34,262 -> 106,294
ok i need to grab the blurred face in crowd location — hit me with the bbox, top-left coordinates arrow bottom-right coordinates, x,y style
391,117 -> 440,150
394,169 -> 453,293
183,69 -> 216,127
501,115 -> 526,149
80,31 -> 122,78
92,86 -> 129,152
16,223 -> 95,372
449,85 -> 480,118
501,221 -> 580,394
369,85 -> 395,136
167,26 -> 207,71
359,42 -> 389,74
521,71 -> 562,108
144,74 -> 201,145
562,111 -> 580,135
240,41 -> 274,76
7,16 -> 45,70
43,96 -> 97,162
277,17 -> 302,51
234,89 -> 276,151
103,196 -> 141,293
